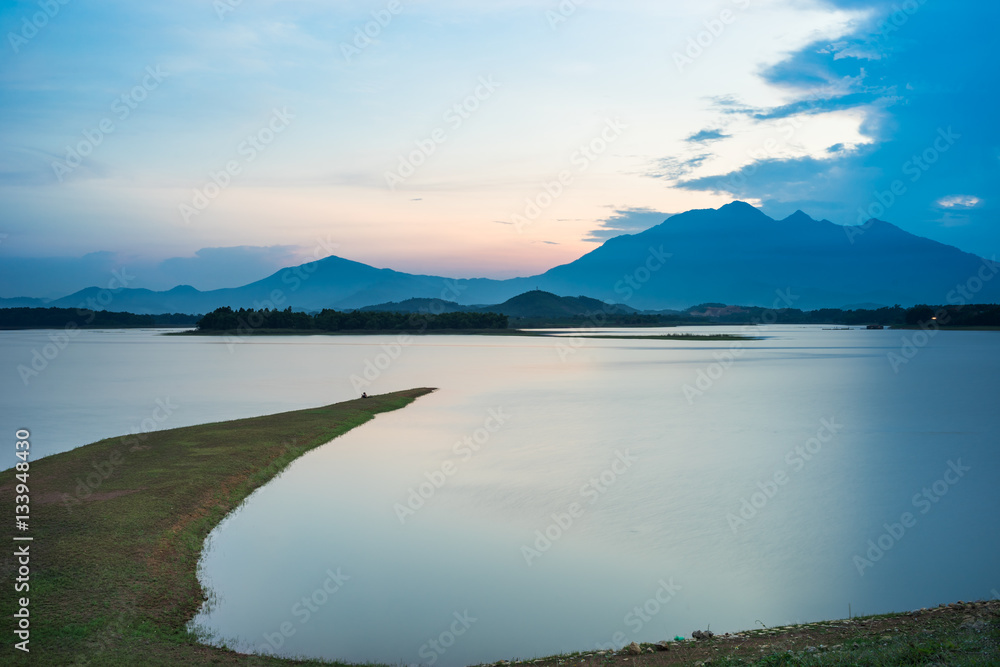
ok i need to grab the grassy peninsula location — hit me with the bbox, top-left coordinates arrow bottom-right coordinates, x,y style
1,389 -> 434,665
2,388 -> 995,666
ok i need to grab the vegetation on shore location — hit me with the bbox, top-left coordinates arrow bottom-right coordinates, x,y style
2,390 -> 996,665
521,332 -> 752,341
0,389 -> 433,665
0,307 -> 198,329
4,301 -> 1000,333
195,306 -> 508,332
173,328 -> 751,341
506,600 -> 998,666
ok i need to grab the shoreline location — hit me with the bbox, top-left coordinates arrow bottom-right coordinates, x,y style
167,328 -> 753,341
1,389 -> 434,665
2,392 -> 995,665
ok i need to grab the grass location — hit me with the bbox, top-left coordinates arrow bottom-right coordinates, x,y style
525,333 -> 753,341
2,386 -> 994,665
0,388 -> 434,665
489,602 -> 998,667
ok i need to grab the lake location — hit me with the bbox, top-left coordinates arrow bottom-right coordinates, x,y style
3,326 -> 998,665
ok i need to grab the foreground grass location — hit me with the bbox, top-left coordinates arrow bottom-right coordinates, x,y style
1,389 -> 433,665
500,601 -> 998,667
3,386 -> 994,665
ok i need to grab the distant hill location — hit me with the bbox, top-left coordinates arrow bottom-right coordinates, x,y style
358,298 -> 472,314
361,291 -> 638,320
15,201 -> 1000,312
480,290 -> 638,318
0,296 -> 49,308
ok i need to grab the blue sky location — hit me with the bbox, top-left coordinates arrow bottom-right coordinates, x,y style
0,0 -> 996,297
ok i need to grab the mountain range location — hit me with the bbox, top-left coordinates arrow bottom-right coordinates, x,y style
6,201 -> 997,313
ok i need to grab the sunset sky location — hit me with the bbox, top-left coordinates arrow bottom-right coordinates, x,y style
1,0 -> 997,297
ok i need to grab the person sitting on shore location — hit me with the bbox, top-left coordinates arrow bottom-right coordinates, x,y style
361,392 -> 368,399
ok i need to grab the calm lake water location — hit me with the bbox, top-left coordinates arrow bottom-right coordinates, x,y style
2,326 -> 998,665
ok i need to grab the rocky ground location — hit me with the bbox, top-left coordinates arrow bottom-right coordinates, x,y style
487,599 -> 999,666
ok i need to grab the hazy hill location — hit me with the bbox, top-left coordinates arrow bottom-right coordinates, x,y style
360,291 -> 637,319
358,298 -> 472,314
480,290 -> 638,318
25,202 -> 1000,312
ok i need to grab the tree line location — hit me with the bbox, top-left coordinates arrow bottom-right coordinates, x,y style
196,306 -> 508,332
0,308 -> 198,329
704,304 -> 999,327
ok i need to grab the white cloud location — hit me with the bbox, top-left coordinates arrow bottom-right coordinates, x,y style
936,195 -> 982,209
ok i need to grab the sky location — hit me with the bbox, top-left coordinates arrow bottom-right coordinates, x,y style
1,0 -> 997,297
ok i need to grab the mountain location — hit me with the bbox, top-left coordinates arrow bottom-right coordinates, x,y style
22,202 -> 1000,312
520,201 -> 1000,310
480,290 -> 638,318
358,291 -> 638,318
0,296 -> 49,308
359,298 -> 472,314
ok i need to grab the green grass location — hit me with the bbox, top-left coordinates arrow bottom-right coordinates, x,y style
528,332 -> 753,341
1,389 -> 434,665
2,386 -> 993,666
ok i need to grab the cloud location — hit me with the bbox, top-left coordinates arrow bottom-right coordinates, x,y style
0,246 -> 307,298
0,252 -> 121,299
665,0 -> 1000,257
935,195 -> 981,210
155,246 -> 305,290
583,208 -> 668,243
686,129 -> 730,143
648,154 -> 710,181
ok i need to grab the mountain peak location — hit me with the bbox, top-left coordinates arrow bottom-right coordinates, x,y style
716,200 -> 773,223
719,200 -> 760,213
781,210 -> 816,224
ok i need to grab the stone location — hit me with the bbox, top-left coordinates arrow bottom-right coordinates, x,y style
623,642 -> 641,655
